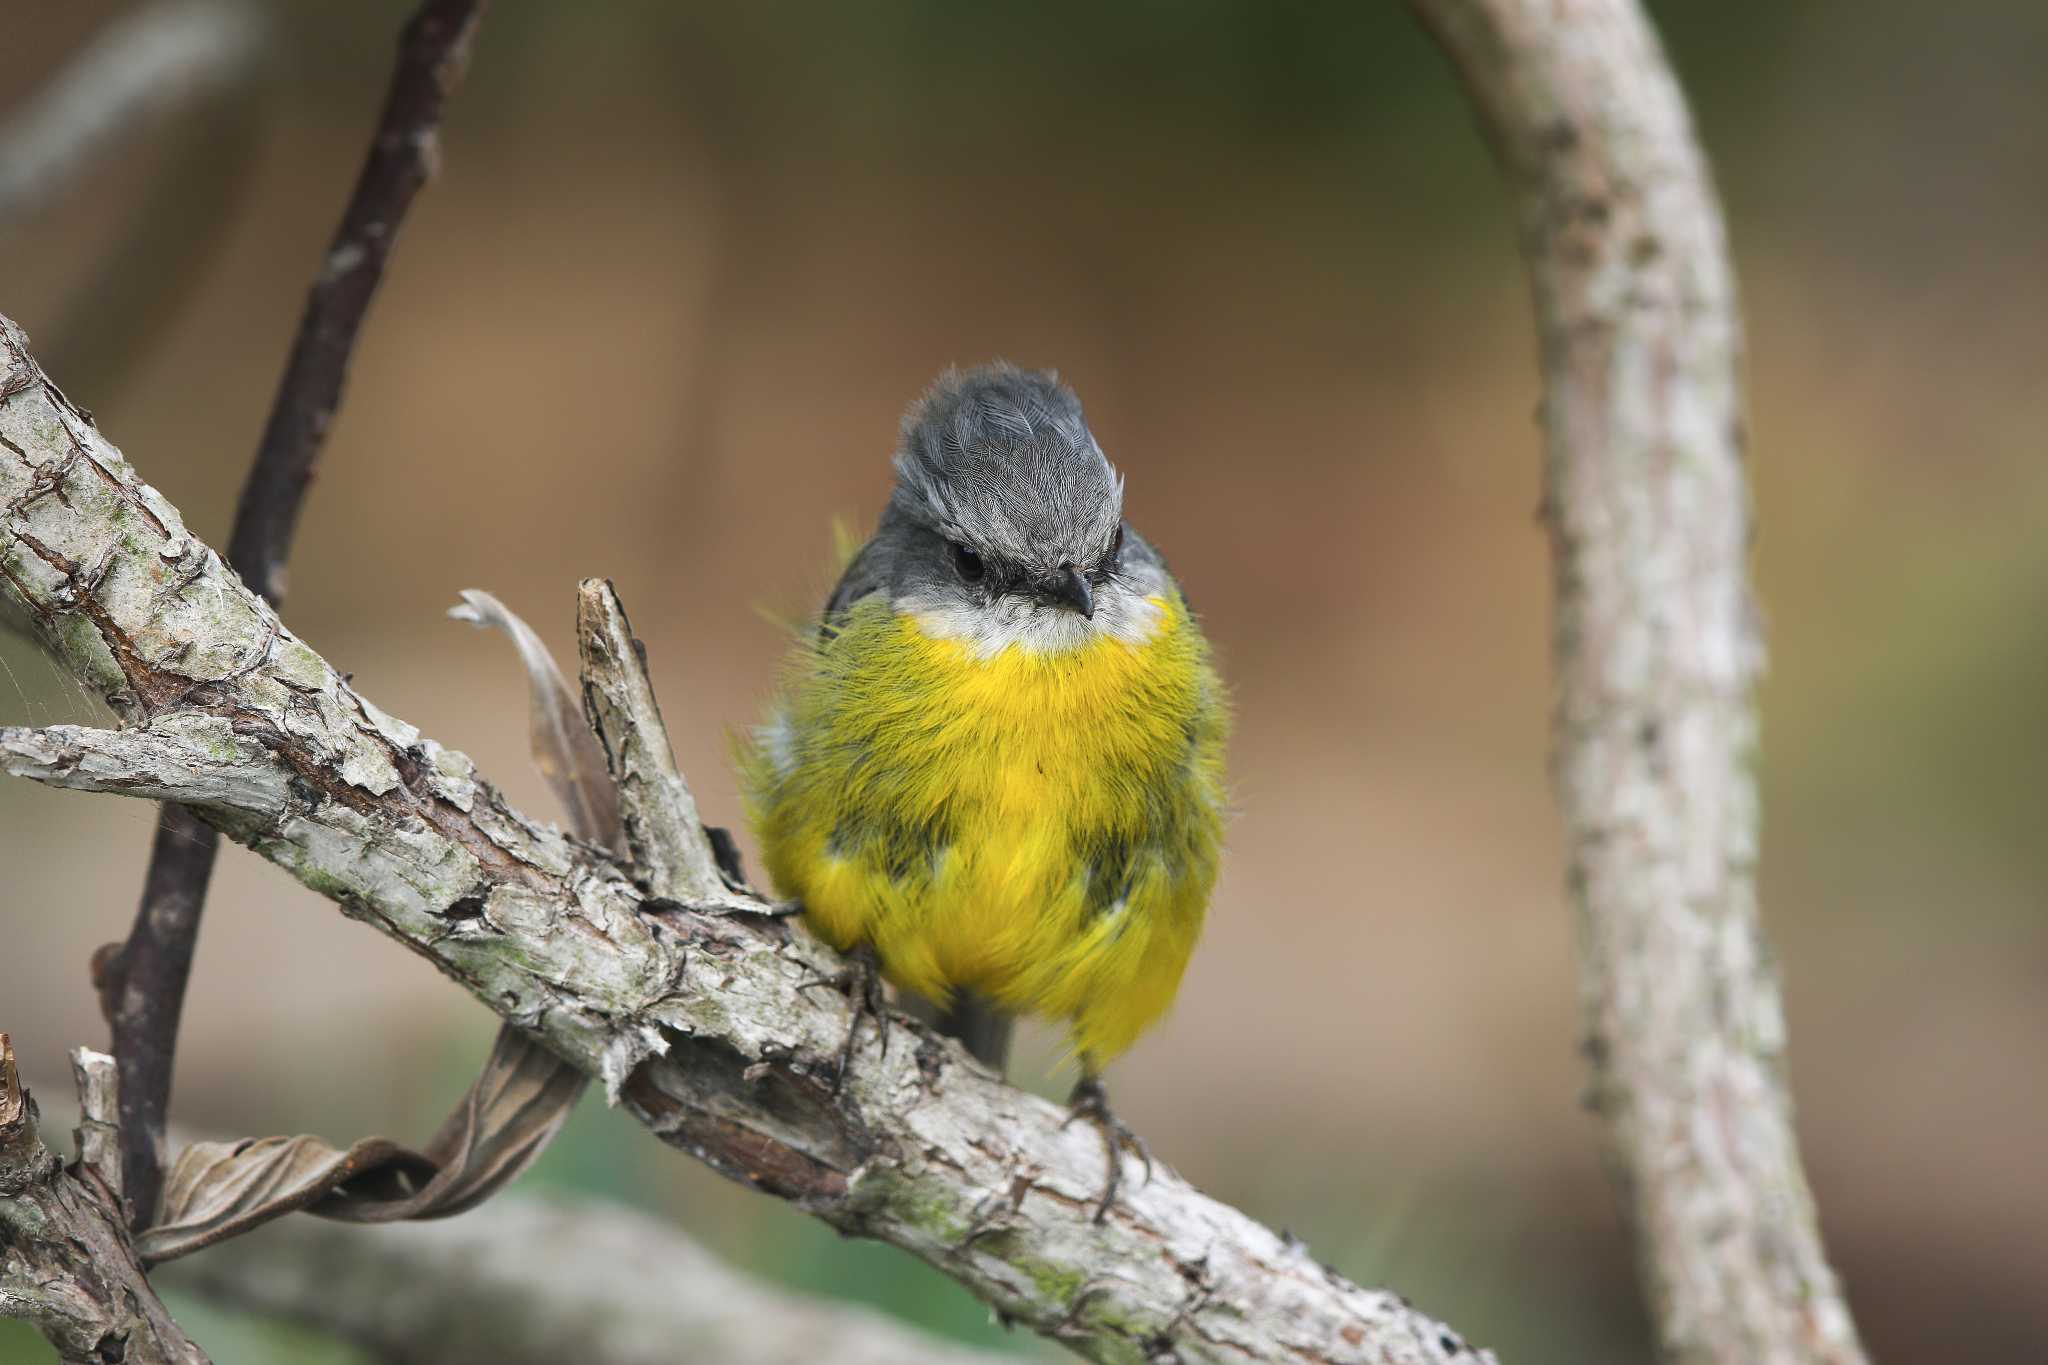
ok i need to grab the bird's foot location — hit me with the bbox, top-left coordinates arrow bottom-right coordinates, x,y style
797,943 -> 889,1093
1063,1076 -> 1152,1223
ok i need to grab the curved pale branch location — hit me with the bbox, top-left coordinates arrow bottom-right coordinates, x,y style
160,1193 -> 1011,1365
1406,3 -> 1866,1362
0,314 -> 1486,1364
0,0 -> 265,234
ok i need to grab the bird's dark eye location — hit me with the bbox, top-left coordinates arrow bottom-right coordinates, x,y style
1105,524 -> 1125,565
950,541 -> 985,582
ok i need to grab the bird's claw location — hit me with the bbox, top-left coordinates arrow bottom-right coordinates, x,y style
797,943 -> 888,1093
1064,1076 -> 1152,1223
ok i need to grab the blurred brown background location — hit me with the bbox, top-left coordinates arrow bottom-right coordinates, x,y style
3,2 -> 2044,1361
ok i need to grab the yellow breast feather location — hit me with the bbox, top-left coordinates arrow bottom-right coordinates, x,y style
740,593 -> 1227,1063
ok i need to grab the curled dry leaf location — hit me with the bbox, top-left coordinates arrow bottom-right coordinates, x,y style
139,1031 -> 585,1261
451,587 -> 623,853
140,593 -> 620,1260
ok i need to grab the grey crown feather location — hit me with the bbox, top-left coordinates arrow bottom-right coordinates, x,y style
890,363 -> 1125,572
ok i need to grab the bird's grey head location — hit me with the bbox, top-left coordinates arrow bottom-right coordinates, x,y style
878,364 -> 1167,655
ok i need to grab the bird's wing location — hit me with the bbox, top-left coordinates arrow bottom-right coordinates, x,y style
1122,524 -> 1195,614
815,532 -> 1014,1075
820,534 -> 889,635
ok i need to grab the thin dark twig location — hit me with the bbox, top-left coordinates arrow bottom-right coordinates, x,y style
105,0 -> 489,1229
227,0 -> 486,602
97,804 -> 218,1226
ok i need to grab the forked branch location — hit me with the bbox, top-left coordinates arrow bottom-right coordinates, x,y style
0,314 -> 1484,1364
0,1036 -> 206,1364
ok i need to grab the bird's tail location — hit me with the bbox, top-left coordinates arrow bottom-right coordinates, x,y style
905,988 -> 1013,1073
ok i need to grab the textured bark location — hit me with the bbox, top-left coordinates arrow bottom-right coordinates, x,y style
1407,4 -> 1866,1364
0,313 -> 1487,1364
575,579 -> 731,905
161,1193 -> 1012,1365
0,1036 -> 207,1363
68,1051 -> 123,1201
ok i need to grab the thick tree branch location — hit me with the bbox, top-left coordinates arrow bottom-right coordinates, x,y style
0,1035 -> 207,1363
160,1193 -> 1011,1365
0,314 -> 1486,1364
1407,3 -> 1866,1363
103,0 -> 489,1231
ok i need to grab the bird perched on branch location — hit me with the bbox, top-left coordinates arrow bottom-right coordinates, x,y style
740,364 -> 1228,1215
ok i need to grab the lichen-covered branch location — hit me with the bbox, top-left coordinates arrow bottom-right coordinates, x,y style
575,579 -> 731,904
160,1193 -> 1010,1365
0,1035 -> 206,1364
0,314 -> 1487,1364
1406,3 -> 1866,1363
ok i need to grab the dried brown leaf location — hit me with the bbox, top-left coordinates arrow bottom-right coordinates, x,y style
450,587 -> 621,849
139,1027 -> 583,1261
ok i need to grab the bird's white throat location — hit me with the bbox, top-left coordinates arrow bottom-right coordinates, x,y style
906,585 -> 1162,659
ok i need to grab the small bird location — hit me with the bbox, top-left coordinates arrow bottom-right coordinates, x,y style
740,364 -> 1228,1213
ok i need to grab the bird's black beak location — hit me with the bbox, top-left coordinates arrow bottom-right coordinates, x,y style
1035,565 -> 1095,619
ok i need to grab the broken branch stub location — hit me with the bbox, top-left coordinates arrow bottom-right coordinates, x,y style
0,1035 -> 209,1363
574,576 -> 730,904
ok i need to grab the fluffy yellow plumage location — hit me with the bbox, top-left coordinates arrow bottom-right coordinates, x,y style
740,591 -> 1227,1064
